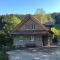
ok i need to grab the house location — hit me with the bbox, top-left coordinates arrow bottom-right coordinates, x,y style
11,15 -> 54,47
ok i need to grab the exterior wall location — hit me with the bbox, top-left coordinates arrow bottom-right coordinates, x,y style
13,36 -> 26,47
13,35 -> 43,47
18,19 -> 44,30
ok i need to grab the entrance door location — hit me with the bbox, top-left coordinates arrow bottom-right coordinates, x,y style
42,35 -> 48,46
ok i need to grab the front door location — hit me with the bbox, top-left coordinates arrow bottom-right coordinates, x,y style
42,35 -> 48,46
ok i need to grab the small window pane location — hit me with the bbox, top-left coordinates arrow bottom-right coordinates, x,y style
32,24 -> 35,29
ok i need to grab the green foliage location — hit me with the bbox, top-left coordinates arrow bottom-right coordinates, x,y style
35,9 -> 55,23
50,13 -> 60,40
0,16 -> 6,30
51,27 -> 60,36
0,15 -> 22,47
3,15 -> 21,33
51,13 -> 60,29
0,51 -> 8,60
0,32 -> 13,47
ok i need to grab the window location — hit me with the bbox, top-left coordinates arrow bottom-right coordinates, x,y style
19,36 -> 24,40
32,24 -> 35,29
19,36 -> 31,40
25,24 -> 35,30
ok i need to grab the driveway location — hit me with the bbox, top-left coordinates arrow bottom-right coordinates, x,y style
7,48 -> 60,60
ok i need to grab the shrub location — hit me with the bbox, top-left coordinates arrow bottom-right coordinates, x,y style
0,51 -> 8,60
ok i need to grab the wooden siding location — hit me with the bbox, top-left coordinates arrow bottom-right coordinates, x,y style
13,35 -> 43,46
17,19 -> 45,31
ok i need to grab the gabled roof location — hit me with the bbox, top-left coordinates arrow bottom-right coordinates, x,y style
11,15 -> 48,34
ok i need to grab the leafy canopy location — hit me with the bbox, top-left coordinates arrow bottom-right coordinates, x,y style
34,9 -> 55,23
51,27 -> 60,36
3,15 -> 21,32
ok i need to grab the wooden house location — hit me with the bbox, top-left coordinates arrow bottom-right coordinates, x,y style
11,15 -> 54,47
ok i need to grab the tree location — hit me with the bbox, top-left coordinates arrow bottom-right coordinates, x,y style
51,27 -> 60,36
34,9 -> 55,23
0,51 -> 8,60
0,16 -> 6,30
0,32 -> 13,47
3,15 -> 21,33
0,15 -> 22,47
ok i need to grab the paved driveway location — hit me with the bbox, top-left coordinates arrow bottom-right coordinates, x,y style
7,48 -> 60,60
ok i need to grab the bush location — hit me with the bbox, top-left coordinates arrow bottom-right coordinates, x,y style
0,32 -> 13,47
0,51 -> 8,60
